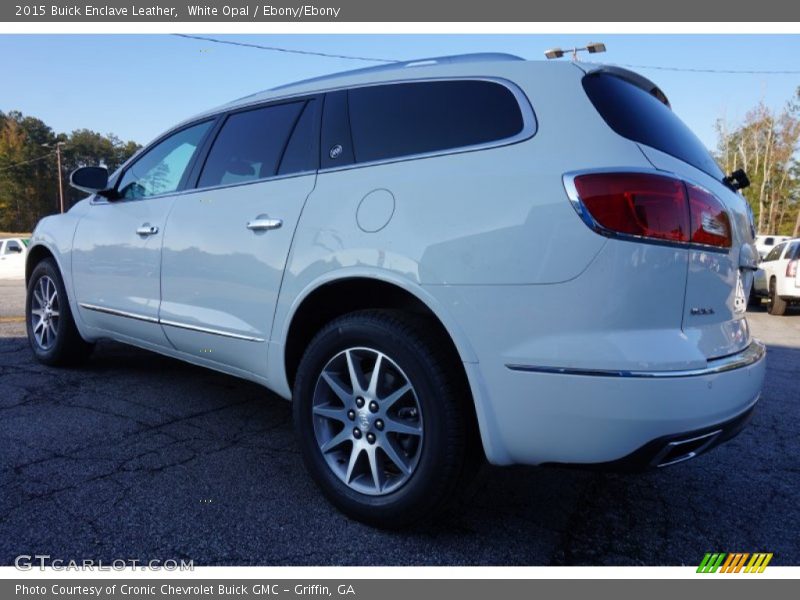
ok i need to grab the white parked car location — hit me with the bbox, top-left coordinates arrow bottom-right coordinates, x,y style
0,237 -> 29,279
25,55 -> 766,526
752,238 -> 800,315
755,234 -> 791,260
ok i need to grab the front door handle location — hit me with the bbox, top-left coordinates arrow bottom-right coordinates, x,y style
136,224 -> 159,236
247,217 -> 283,232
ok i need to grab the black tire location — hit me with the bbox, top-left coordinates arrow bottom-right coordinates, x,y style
26,258 -> 94,366
293,309 -> 476,528
767,277 -> 788,316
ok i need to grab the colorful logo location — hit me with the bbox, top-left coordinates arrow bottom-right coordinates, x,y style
697,553 -> 773,573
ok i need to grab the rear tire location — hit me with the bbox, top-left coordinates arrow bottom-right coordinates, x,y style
293,310 -> 475,528
767,277 -> 788,316
26,258 -> 94,366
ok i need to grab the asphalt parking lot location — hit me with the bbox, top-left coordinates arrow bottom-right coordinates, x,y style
0,279 -> 798,566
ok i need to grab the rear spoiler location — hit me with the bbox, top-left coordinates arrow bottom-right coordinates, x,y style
574,63 -> 671,108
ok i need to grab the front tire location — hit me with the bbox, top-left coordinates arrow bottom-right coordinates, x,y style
767,277 -> 788,316
26,258 -> 94,366
293,310 -> 473,528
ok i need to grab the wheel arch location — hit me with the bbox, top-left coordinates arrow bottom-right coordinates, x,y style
25,243 -> 58,286
281,273 -> 478,390
278,272 -> 495,461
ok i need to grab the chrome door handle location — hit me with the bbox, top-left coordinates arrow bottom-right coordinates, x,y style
247,217 -> 283,232
136,225 -> 159,236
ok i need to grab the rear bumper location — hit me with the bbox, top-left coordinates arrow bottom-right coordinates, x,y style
545,401 -> 757,471
469,339 -> 766,466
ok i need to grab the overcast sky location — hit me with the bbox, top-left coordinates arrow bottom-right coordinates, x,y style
1,34 -> 799,150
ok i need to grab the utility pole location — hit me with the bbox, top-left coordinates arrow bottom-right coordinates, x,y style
42,141 -> 67,213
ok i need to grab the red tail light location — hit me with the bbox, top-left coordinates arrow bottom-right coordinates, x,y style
570,172 -> 732,249
788,259 -> 798,278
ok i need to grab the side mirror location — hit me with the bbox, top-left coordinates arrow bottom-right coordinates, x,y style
8,245 -> 22,254
69,166 -> 112,196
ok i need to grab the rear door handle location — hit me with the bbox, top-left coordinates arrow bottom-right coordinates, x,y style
247,217 -> 283,232
136,224 -> 159,236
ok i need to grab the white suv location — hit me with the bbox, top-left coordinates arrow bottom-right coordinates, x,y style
25,54 -> 766,526
755,234 -> 791,260
752,238 -> 800,315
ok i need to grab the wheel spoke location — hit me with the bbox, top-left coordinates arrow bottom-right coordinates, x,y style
380,438 -> 410,476
49,310 -> 60,318
320,371 -> 352,403
31,308 -> 44,317
367,353 -> 383,396
366,446 -> 383,493
33,288 -> 44,307
319,429 -> 351,453
312,404 -> 348,423
345,350 -> 364,394
345,446 -> 362,484
385,417 -> 422,437
380,383 -> 412,409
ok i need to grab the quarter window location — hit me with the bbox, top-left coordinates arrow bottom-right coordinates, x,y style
117,121 -> 212,200
198,101 -> 308,189
346,80 -> 526,163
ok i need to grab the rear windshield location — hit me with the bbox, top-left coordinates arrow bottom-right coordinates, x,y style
583,72 -> 723,180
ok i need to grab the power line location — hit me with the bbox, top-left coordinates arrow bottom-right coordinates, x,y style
173,34 -> 398,63
603,61 -> 800,75
0,152 -> 54,174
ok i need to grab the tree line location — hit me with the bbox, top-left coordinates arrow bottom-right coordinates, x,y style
0,110 -> 141,232
715,86 -> 800,237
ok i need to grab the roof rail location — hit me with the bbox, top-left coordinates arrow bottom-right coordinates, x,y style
269,52 -> 526,91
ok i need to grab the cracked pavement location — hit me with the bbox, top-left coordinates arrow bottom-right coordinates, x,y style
0,279 -> 798,565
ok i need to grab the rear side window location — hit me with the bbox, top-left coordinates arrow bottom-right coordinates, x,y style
583,73 -> 723,180
764,237 -> 775,246
347,80 -> 526,163
198,101 -> 306,188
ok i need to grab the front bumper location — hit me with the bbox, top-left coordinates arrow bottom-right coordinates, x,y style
473,340 -> 766,466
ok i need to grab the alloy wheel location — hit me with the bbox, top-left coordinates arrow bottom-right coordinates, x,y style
311,347 -> 424,496
30,275 -> 60,350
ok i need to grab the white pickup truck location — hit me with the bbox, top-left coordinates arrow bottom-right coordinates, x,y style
0,237 -> 29,279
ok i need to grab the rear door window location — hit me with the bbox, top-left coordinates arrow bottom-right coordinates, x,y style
583,72 -> 723,180
346,80 -> 526,163
198,101 -> 307,189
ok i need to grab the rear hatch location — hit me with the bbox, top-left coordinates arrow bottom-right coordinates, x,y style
582,68 -> 755,360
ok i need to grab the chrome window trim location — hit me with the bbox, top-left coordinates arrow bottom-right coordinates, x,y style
562,167 -> 733,255
506,339 -> 765,379
92,76 -> 535,206
318,76 -> 537,174
79,303 -> 264,343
